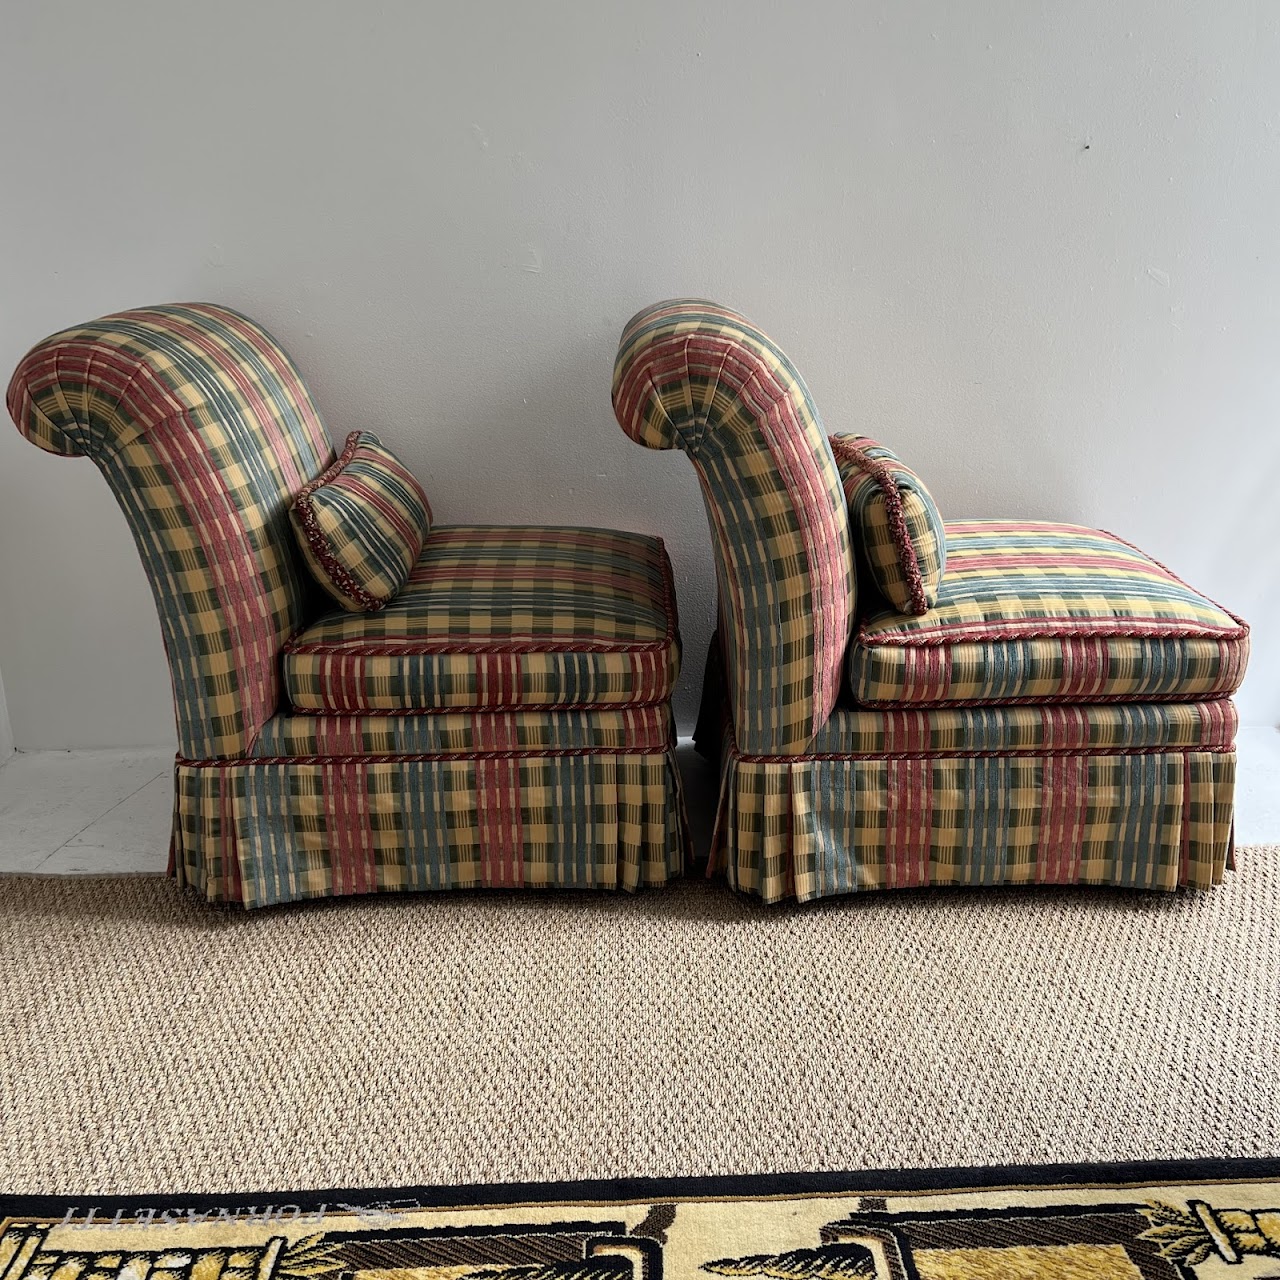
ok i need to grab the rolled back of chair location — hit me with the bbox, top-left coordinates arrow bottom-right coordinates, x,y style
6,304 -> 335,759
612,299 -> 854,755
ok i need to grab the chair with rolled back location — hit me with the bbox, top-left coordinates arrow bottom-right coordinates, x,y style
8,303 -> 689,906
613,299 -> 1248,902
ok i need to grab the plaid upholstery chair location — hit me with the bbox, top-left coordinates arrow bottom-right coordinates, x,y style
614,299 -> 1249,903
7,304 -> 688,906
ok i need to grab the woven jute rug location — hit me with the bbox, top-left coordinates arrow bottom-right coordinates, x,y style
6,1162 -> 1280,1280
2,852 -> 1279,1198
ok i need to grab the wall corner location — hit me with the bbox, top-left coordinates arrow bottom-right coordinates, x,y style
0,665 -> 13,764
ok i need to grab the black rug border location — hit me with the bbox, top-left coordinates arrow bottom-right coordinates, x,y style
5,1156 -> 1280,1219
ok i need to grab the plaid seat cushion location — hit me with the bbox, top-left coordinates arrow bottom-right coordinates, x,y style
290,430 -> 432,612
254,704 -> 674,756
848,521 -> 1249,706
284,525 -> 680,712
807,697 -> 1237,756
830,433 -> 946,615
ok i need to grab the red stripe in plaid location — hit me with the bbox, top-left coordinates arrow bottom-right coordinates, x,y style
479,756 -> 524,888
220,778 -> 242,905
327,760 -> 375,897
1039,755 -> 1086,884
886,759 -> 931,888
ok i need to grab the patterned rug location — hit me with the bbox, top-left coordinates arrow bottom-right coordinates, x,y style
6,1161 -> 1280,1280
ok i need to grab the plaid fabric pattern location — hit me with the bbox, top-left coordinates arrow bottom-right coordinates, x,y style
6,304 -> 333,758
254,704 -> 674,756
808,697 -> 1238,756
284,525 -> 680,711
849,521 -> 1250,705
10,307 -> 691,907
613,299 -> 854,755
174,750 -> 687,906
829,433 -> 946,615
290,430 -> 432,611
713,726 -> 1236,903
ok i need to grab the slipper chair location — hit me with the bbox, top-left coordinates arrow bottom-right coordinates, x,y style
7,304 -> 688,906
612,299 -> 1248,903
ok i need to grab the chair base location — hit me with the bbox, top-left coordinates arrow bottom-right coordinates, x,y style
695,636 -> 1237,903
710,731 -> 1236,903
170,747 -> 688,907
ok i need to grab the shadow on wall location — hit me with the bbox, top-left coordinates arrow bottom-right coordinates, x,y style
1220,458 -> 1280,727
0,665 -> 12,761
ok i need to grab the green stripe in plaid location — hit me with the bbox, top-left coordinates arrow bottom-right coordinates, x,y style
174,750 -> 687,906
613,299 -> 854,756
290,430 -> 432,612
7,305 -> 334,758
849,520 -> 1249,705
715,729 -> 1235,903
807,698 -> 1237,756
829,433 -> 945,615
284,525 -> 680,711
254,704 -> 674,756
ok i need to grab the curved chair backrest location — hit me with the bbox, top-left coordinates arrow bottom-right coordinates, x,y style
6,304 -> 334,759
613,299 -> 854,756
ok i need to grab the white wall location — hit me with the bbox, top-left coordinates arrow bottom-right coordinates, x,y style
1,0 -> 1277,748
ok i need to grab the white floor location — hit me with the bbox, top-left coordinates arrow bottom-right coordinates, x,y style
0,729 -> 1276,875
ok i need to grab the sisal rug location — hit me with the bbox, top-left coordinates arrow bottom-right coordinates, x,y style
6,1162 -> 1280,1280
2,852 -> 1279,1197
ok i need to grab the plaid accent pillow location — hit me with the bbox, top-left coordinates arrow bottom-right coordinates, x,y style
290,431 -> 432,612
829,433 -> 946,615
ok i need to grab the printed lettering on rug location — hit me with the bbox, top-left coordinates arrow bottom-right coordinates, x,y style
5,1179 -> 1280,1280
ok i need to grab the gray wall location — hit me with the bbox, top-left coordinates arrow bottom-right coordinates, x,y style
2,0 -> 1277,747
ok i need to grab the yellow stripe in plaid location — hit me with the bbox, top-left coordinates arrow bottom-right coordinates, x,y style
284,525 -> 680,711
849,520 -> 1249,705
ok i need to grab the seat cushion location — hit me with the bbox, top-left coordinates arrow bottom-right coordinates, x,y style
254,704 -> 674,756
284,525 -> 680,712
807,697 -> 1237,756
848,521 -> 1249,706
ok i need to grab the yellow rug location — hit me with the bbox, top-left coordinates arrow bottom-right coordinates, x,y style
6,1162 -> 1280,1280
